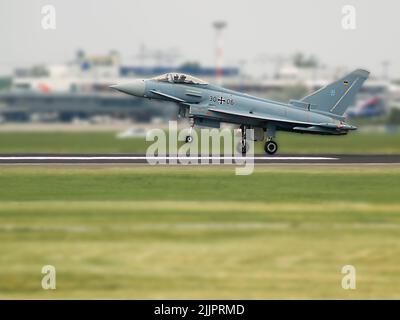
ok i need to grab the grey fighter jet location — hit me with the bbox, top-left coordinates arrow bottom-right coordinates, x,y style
110,69 -> 369,154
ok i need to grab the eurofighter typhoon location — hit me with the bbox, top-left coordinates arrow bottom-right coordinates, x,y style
111,69 -> 369,154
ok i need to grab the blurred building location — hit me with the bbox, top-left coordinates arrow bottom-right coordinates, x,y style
0,50 -> 239,122
0,50 -> 398,123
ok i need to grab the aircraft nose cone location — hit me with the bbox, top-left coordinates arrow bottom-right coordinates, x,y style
110,79 -> 145,97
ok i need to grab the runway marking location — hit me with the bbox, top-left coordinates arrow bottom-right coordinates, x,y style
1,155 -> 398,165
1,163 -> 397,167
0,156 -> 338,161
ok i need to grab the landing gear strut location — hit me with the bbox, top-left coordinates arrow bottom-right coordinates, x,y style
264,124 -> 278,155
236,125 -> 249,155
185,117 -> 194,143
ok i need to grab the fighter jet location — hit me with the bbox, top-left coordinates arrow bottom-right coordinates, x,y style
110,69 -> 369,154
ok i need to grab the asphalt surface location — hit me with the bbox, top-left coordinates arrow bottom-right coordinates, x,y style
0,154 -> 399,165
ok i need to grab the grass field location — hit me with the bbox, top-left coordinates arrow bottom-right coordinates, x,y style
0,166 -> 400,299
0,131 -> 399,154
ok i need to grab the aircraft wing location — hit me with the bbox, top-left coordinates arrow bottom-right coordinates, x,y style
207,106 -> 356,131
207,106 -> 319,126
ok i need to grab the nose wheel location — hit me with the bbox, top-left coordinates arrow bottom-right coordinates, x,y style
185,117 -> 194,143
264,140 -> 278,155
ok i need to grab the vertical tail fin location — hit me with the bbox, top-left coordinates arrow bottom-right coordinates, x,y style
301,69 -> 370,116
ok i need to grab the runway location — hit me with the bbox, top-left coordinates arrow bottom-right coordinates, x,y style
0,154 -> 399,165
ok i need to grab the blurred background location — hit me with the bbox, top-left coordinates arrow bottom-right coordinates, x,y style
0,0 -> 399,152
1,1 -> 400,299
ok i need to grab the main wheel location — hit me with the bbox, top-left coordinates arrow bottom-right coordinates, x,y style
236,141 -> 249,154
185,135 -> 193,143
264,140 -> 278,155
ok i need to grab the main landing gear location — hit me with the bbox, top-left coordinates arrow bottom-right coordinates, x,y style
264,139 -> 278,155
236,125 -> 278,155
264,124 -> 278,155
236,125 -> 249,155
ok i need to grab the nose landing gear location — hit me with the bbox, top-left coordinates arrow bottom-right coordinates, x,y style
185,117 -> 194,143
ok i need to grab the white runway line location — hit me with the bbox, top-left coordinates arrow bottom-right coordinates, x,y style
0,156 -> 338,161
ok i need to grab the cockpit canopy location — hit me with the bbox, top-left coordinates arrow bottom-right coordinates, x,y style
151,73 -> 208,85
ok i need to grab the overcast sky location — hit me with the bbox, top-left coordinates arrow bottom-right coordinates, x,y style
1,0 -> 399,78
